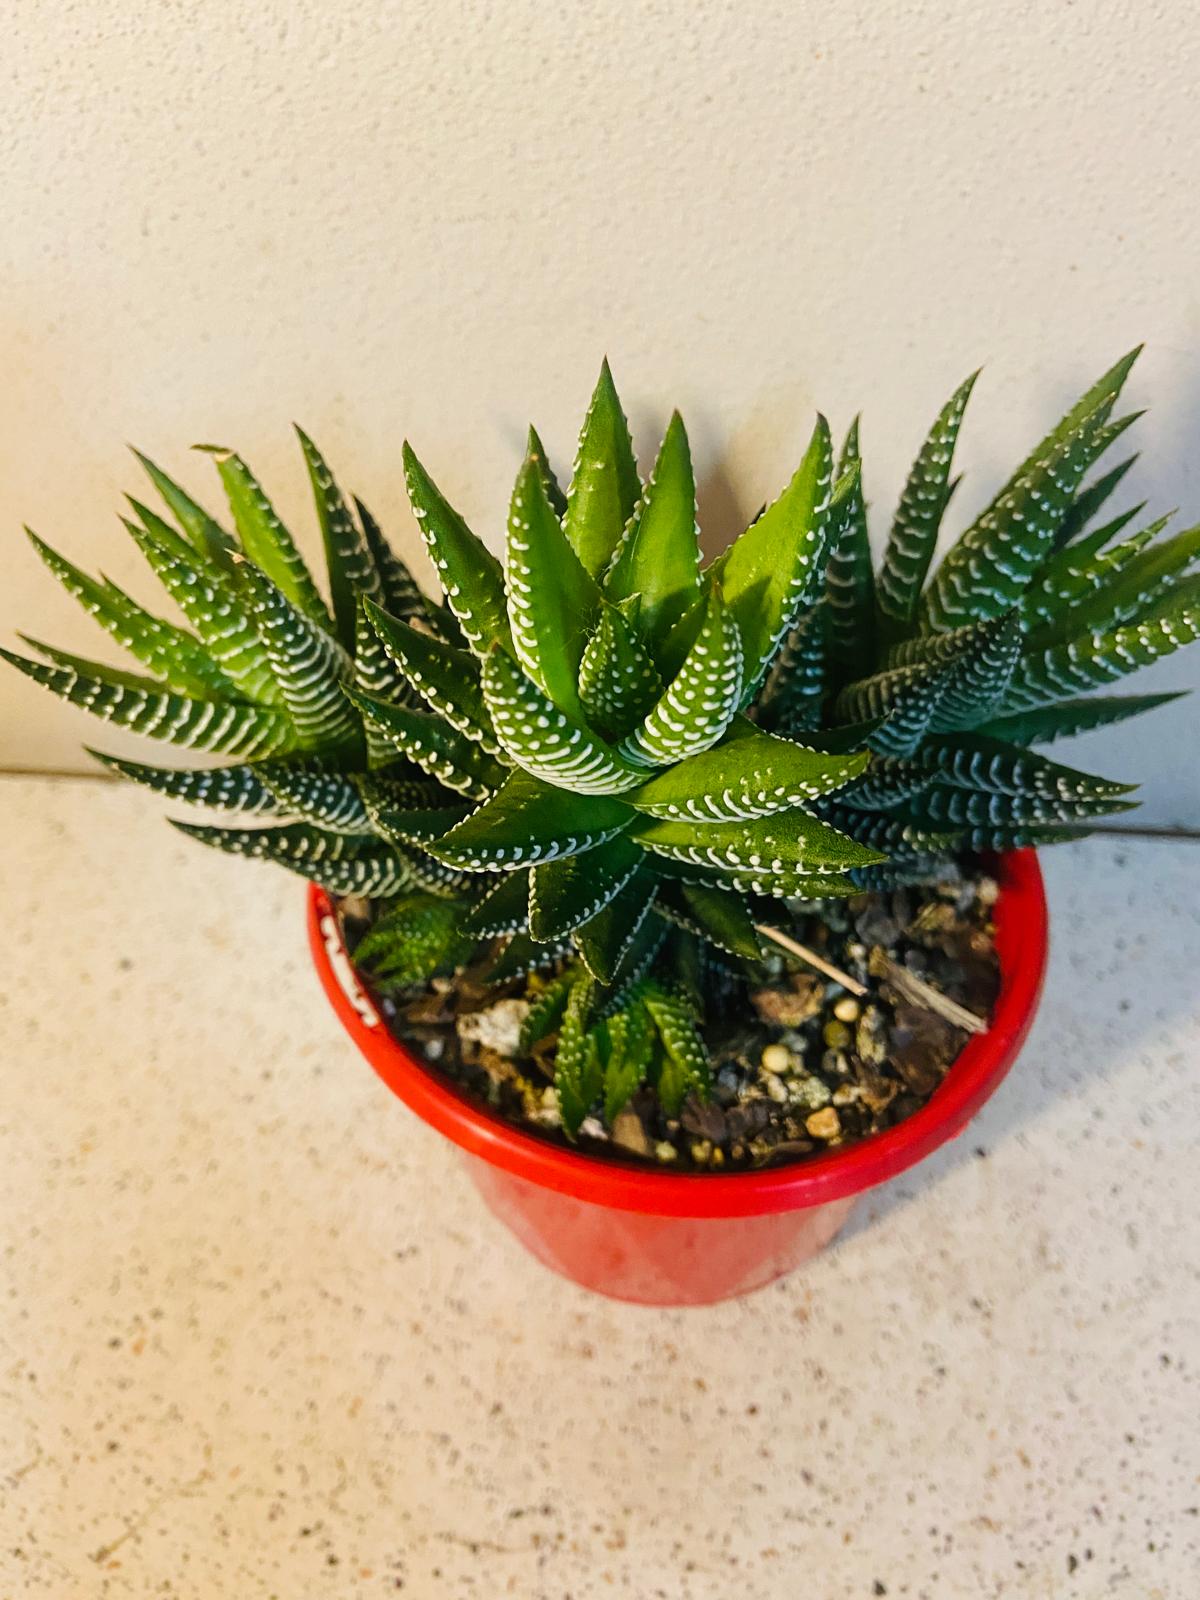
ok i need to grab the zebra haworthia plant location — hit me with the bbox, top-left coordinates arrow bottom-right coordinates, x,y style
5,352 -> 1196,1138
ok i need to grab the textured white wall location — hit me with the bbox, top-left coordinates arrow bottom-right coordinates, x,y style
2,0 -> 1197,822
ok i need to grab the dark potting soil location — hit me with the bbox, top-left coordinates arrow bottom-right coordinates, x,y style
341,868 -> 1000,1172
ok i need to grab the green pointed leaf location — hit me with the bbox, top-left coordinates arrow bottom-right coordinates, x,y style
873,732 -> 1134,802
603,410 -> 702,643
506,454 -> 602,718
563,359 -> 641,578
671,881 -> 763,962
26,530 -> 236,701
825,421 -> 875,687
1,646 -> 292,758
927,610 -> 1025,732
462,869 -> 534,939
518,971 -> 575,1052
618,585 -> 743,767
758,599 -> 827,736
1003,584 -> 1200,709
235,560 -> 361,756
170,820 -> 413,894
634,808 -> 886,876
89,750 -> 279,814
354,895 -> 467,984
427,769 -> 635,870
816,802 -> 958,860
921,353 -> 1140,631
256,760 -> 371,832
709,415 -> 835,703
573,870 -> 659,985
132,449 -> 235,567
354,497 -> 430,623
364,800 -> 471,848
1031,520 -> 1200,648
296,429 -> 380,651
901,785 -> 1137,829
353,599 -> 416,767
528,835 -> 642,941
199,447 -> 332,630
555,976 -> 601,1137
1013,349 -> 1141,479
526,425 -> 568,518
402,442 -> 513,657
481,646 -> 646,795
876,370 -> 979,640
1021,505 -> 1148,626
1052,453 -> 1139,552
978,692 -> 1186,746
602,1002 -> 656,1124
628,716 -> 867,822
485,932 -> 572,986
343,684 -> 504,800
642,985 -> 711,1115
576,602 -> 663,742
124,506 -> 282,706
364,598 -> 500,754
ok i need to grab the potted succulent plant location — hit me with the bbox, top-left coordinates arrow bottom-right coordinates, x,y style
6,350 -> 1196,1304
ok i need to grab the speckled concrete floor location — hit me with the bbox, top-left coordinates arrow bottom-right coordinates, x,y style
1,775 -> 1197,1599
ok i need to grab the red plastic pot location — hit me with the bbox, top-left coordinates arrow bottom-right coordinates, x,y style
308,849 -> 1047,1306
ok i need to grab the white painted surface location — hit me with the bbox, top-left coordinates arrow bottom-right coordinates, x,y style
1,1 -> 1198,819
1,775 -> 1198,1595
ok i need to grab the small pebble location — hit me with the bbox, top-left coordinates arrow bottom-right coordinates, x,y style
788,1075 -> 832,1111
823,1020 -> 852,1049
806,1107 -> 841,1141
760,1043 -> 793,1075
764,1074 -> 789,1104
654,1141 -> 678,1163
833,996 -> 861,1023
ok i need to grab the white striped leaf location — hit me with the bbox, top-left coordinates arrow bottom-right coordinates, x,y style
603,410 -> 701,645
171,820 -> 414,894
402,443 -> 513,657
89,751 -> 280,814
132,449 -> 235,567
528,835 -> 643,941
124,506 -> 282,706
576,603 -> 663,742
297,429 -> 381,651
920,353 -> 1140,632
343,685 -> 504,799
481,646 -> 646,796
708,414 -> 834,704
427,769 -> 635,871
563,360 -> 641,579
26,530 -> 236,701
506,454 -> 601,720
634,808 -> 886,876
627,717 -> 867,822
0,645 -> 292,757
618,586 -> 743,767
235,561 -> 360,755
876,370 -> 978,640
365,598 -> 500,753
201,447 -> 332,630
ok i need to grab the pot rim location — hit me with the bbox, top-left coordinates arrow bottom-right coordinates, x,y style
308,849 -> 1047,1219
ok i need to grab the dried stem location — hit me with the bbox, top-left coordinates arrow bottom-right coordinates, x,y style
755,924 -> 868,997
873,955 -> 988,1035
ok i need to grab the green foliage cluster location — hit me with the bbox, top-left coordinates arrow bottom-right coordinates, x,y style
6,352 -> 1196,1134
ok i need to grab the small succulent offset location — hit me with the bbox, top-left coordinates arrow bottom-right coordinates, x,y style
5,352 -> 1197,1137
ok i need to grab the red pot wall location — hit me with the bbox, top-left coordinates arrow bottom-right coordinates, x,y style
308,850 -> 1047,1305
